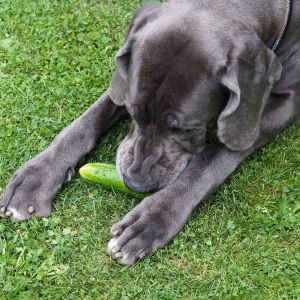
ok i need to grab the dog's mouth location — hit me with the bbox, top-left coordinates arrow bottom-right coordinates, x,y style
122,173 -> 159,193
116,150 -> 192,193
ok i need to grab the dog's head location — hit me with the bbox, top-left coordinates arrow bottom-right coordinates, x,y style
109,2 -> 282,193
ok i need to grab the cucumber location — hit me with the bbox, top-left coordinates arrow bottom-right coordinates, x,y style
79,163 -> 150,199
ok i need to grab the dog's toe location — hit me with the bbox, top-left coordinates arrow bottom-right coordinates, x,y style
110,212 -> 140,237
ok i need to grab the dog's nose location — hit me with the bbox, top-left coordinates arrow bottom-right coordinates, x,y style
123,174 -> 156,193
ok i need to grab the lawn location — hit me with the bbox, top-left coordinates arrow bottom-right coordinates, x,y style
0,0 -> 299,299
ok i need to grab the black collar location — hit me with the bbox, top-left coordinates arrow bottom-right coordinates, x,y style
272,0 -> 293,52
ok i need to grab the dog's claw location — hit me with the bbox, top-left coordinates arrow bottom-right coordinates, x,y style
28,205 -> 35,214
111,228 -> 121,237
64,167 -> 75,183
115,252 -> 123,259
111,246 -> 120,254
5,210 -> 12,217
108,238 -> 121,255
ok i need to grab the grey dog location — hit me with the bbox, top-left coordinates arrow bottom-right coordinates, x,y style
1,0 -> 300,265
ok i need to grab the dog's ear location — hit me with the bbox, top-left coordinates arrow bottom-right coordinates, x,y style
217,34 -> 282,151
109,41 -> 132,106
109,2 -> 161,106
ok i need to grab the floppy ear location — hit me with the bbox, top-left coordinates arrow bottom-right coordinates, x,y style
109,2 -> 161,106
109,41 -> 132,106
217,35 -> 282,151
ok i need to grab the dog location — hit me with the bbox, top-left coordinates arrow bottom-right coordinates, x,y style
1,0 -> 300,265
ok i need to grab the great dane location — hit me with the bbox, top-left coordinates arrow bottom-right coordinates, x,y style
1,0 -> 300,265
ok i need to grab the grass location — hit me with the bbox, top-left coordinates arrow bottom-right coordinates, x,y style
0,0 -> 299,299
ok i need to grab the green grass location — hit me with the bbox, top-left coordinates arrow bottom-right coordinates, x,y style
0,0 -> 299,299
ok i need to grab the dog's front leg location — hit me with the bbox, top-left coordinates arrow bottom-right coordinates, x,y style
107,144 -> 249,265
0,91 -> 127,221
108,93 -> 298,265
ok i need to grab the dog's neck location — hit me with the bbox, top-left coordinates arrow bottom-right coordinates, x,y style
261,0 -> 293,51
235,0 -> 291,50
187,0 -> 295,52
271,0 -> 292,51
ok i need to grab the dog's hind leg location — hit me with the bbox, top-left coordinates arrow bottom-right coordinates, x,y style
0,91 -> 127,221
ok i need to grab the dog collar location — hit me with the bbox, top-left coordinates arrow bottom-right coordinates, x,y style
272,0 -> 293,51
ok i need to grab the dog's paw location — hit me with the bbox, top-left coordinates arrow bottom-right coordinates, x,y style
0,153 -> 72,221
107,197 -> 174,265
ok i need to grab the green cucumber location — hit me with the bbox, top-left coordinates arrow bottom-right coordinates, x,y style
79,163 -> 150,199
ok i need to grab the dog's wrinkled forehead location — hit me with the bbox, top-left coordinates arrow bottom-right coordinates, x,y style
125,25 -> 215,125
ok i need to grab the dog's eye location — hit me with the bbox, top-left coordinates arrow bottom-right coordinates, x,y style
166,115 -> 178,129
185,128 -> 196,135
